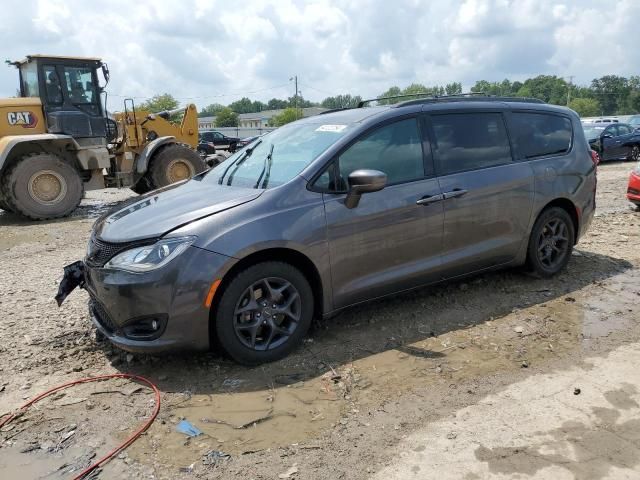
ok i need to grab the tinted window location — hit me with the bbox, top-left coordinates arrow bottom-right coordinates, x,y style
618,124 -> 632,135
43,65 -> 62,104
337,118 -> 424,186
431,113 -> 512,175
604,126 -> 617,137
63,67 -> 96,104
511,112 -> 572,159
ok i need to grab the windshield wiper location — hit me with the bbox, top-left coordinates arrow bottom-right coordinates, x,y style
218,140 -> 263,185
254,143 -> 274,189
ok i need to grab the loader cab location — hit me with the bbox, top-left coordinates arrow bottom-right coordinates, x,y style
17,55 -> 107,141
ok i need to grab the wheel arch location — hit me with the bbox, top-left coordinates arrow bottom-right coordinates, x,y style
134,136 -> 176,175
209,247 -> 325,331
0,135 -> 80,177
537,197 -> 579,244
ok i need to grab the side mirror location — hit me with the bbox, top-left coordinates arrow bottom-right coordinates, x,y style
344,169 -> 387,209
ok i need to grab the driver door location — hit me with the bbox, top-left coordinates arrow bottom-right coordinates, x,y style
320,116 -> 444,309
600,125 -> 620,161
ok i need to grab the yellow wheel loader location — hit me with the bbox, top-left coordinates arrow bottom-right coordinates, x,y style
0,55 -> 205,219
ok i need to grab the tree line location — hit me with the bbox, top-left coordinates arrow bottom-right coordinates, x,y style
138,74 -> 640,127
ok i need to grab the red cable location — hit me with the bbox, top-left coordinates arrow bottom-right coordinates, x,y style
0,373 -> 161,480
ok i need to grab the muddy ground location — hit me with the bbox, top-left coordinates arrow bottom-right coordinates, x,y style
0,162 -> 638,479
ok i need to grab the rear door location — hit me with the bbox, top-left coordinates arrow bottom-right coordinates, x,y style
319,116 -> 444,308
615,124 -> 634,159
427,110 -> 534,278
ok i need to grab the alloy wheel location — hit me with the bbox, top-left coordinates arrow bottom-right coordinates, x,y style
536,218 -> 570,269
233,277 -> 301,351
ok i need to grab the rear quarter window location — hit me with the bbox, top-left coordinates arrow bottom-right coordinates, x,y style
511,112 -> 573,159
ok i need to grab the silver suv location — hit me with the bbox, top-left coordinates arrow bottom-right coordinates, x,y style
58,95 -> 597,364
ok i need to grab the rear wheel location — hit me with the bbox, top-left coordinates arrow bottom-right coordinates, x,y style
629,145 -> 640,162
526,207 -> 575,277
214,262 -> 313,365
2,153 -> 83,220
148,144 -> 206,189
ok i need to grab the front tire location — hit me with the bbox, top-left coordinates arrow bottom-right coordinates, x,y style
2,153 -> 83,220
148,144 -> 206,189
526,207 -> 575,278
629,145 -> 640,162
214,262 -> 313,365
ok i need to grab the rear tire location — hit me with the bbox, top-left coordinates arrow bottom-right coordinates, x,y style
2,153 -> 83,220
148,144 -> 206,189
214,262 -> 313,365
629,145 -> 640,162
525,207 -> 575,278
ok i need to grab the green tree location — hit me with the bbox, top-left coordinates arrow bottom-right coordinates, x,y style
591,75 -> 631,115
516,75 -> 568,104
139,93 -> 179,112
568,98 -> 600,117
445,82 -> 463,95
229,97 -> 254,114
377,86 -> 402,104
271,107 -> 300,126
198,103 -> 225,117
321,94 -> 363,109
214,107 -> 239,127
267,98 -> 289,110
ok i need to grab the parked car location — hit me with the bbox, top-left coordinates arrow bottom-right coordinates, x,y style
626,115 -> 640,129
58,96 -> 596,364
581,117 -> 619,124
236,135 -> 262,150
628,161 -> 640,208
198,130 -> 240,154
583,122 -> 640,162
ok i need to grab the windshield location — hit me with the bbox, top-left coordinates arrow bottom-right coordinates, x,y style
203,122 -> 354,189
583,125 -> 605,140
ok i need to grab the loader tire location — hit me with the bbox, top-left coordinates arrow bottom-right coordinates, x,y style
0,191 -> 14,213
2,153 -> 83,220
148,144 -> 206,189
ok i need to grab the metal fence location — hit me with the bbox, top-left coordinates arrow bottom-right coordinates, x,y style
199,127 -> 277,138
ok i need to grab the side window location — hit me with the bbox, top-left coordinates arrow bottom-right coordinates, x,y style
510,112 -> 572,159
63,66 -> 96,104
431,113 -> 512,175
618,125 -> 631,135
604,126 -> 617,137
337,118 -> 424,187
214,132 -> 224,140
43,65 -> 63,104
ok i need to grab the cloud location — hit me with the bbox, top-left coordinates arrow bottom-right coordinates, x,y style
0,0 -> 638,110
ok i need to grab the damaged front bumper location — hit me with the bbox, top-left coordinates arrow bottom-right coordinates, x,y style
55,247 -> 236,353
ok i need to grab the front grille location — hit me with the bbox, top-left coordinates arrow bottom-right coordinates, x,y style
90,300 -> 117,333
85,236 -> 155,267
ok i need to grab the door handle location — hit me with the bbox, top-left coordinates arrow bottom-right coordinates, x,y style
416,194 -> 444,205
443,189 -> 468,199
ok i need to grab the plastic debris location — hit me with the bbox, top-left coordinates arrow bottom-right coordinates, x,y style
176,420 -> 202,437
278,464 -> 299,479
202,450 -> 231,467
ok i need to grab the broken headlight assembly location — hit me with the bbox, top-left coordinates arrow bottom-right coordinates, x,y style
105,236 -> 195,273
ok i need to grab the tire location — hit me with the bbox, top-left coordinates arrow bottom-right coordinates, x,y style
2,153 -> 83,220
628,145 -> 640,162
525,207 -> 575,278
0,190 -> 14,213
148,144 -> 206,189
130,176 -> 152,195
214,261 -> 313,365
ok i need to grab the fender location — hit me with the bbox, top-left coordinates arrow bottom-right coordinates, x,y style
135,136 -> 176,174
0,134 -> 79,171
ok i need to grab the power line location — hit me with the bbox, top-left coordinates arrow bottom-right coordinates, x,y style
107,83 -> 291,102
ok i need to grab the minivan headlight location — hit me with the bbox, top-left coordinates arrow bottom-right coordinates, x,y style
105,236 -> 195,273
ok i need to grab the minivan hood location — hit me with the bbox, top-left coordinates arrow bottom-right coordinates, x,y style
94,179 -> 263,242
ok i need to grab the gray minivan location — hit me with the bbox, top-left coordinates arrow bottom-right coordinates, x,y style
58,95 -> 597,364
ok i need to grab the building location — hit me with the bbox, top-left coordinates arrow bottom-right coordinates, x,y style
197,107 -> 328,131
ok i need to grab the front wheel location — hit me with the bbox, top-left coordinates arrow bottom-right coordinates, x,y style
214,262 -> 313,365
2,153 -> 83,220
526,207 -> 575,277
628,145 -> 640,162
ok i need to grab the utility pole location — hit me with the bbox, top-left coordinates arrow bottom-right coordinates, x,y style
566,75 -> 574,106
290,75 -> 300,119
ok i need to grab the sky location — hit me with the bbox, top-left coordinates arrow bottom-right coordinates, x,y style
1,0 -> 639,111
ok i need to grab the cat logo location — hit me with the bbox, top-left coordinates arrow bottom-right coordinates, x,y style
7,111 -> 38,128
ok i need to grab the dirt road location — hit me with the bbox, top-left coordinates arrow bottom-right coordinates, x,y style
0,162 -> 638,479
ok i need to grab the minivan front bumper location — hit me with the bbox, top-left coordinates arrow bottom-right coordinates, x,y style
82,246 -> 234,353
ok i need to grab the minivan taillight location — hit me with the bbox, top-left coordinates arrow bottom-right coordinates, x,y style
590,149 -> 600,167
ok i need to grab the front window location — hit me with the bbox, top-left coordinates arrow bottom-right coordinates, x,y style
204,122 -> 355,189
43,65 -> 63,104
583,125 -> 605,140
19,62 -> 39,97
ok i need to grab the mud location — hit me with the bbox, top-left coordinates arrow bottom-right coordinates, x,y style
0,161 -> 639,479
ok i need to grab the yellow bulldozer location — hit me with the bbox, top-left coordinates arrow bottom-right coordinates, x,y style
0,55 -> 206,219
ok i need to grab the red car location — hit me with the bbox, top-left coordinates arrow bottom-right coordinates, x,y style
628,163 -> 640,208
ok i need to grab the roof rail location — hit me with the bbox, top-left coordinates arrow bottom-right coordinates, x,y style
357,92 -> 545,108
317,107 -> 350,115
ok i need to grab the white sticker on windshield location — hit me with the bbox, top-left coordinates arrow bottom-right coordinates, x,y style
316,124 -> 347,132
